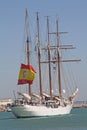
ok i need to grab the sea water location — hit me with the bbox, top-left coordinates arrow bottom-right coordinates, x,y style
0,108 -> 87,130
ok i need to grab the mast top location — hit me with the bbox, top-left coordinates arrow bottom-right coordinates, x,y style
25,9 -> 29,42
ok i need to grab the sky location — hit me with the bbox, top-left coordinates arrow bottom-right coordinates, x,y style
0,0 -> 87,101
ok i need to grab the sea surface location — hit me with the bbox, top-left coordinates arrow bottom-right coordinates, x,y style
0,108 -> 87,130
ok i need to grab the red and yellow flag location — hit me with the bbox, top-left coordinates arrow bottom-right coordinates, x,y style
18,64 -> 36,85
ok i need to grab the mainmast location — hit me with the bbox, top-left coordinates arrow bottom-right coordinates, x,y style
36,12 -> 43,98
25,9 -> 31,96
47,16 -> 52,98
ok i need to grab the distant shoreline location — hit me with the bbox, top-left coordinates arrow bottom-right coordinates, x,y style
73,103 -> 87,108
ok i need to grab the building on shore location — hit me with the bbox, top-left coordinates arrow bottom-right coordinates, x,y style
0,99 -> 13,112
73,101 -> 87,108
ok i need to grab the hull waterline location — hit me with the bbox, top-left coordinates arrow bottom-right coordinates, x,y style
11,104 -> 72,118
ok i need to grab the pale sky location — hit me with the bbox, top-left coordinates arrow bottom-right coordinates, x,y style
0,0 -> 87,101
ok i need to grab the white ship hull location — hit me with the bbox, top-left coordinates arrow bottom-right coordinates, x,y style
11,104 -> 72,118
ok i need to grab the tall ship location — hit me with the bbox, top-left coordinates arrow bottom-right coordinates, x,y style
11,9 -> 80,118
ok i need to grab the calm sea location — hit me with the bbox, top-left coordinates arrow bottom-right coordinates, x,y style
0,108 -> 87,130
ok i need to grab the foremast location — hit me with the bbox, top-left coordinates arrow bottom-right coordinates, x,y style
55,18 -> 81,99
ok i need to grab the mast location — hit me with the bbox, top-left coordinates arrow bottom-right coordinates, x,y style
55,18 -> 81,98
56,18 -> 62,98
36,12 -> 43,98
25,9 -> 31,96
47,16 -> 52,98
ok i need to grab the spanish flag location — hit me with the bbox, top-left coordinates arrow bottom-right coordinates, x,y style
18,64 -> 36,85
